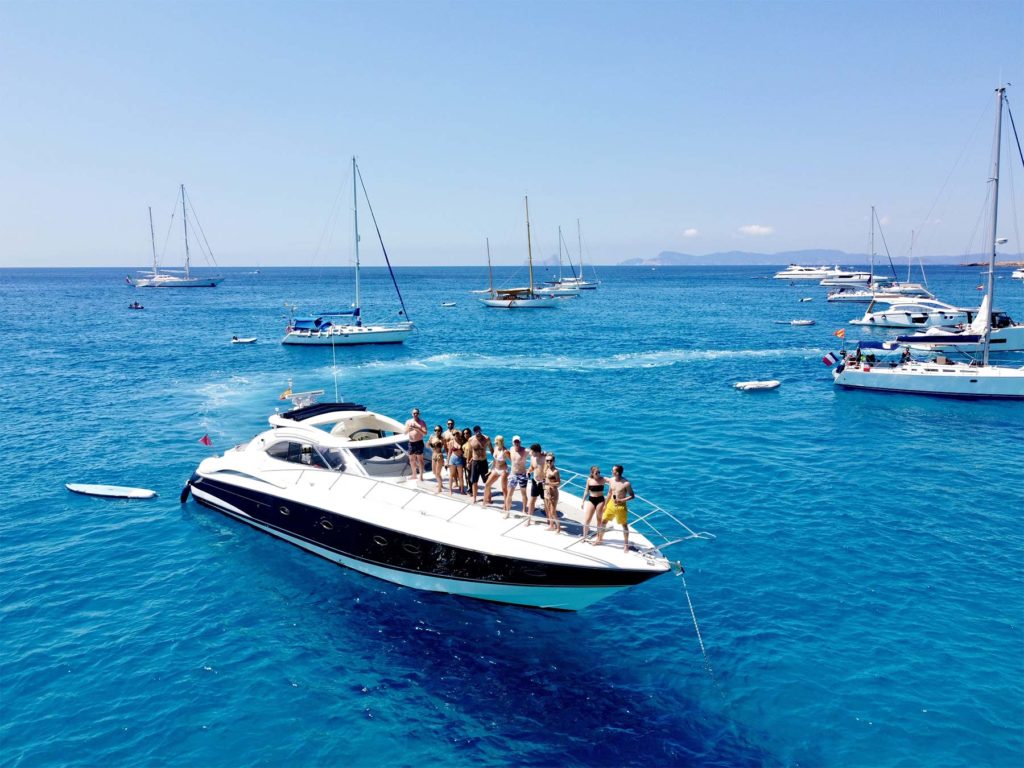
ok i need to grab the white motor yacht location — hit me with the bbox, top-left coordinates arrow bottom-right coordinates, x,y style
182,402 -> 707,610
849,297 -> 970,328
773,264 -> 844,280
1012,268 -> 1024,279
827,283 -> 935,302
897,299 -> 1024,353
819,271 -> 877,287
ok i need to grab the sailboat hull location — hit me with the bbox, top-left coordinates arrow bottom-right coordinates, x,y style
480,297 -> 560,309
282,323 -> 413,345
833,361 -> 1024,398
131,275 -> 224,288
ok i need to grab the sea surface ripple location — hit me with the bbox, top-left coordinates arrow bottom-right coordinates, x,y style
1,265 -> 1021,767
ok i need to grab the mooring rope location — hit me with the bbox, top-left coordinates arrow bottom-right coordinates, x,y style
677,568 -> 728,704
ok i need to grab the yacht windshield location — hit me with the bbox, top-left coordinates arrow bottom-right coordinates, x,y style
349,440 -> 410,478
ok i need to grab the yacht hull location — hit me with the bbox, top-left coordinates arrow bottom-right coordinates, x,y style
903,325 -> 1024,353
833,362 -> 1024,398
189,476 -> 663,611
479,297 -> 560,308
282,324 -> 413,345
131,276 -> 224,287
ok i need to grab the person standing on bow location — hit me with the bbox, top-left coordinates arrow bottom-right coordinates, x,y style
503,436 -> 529,519
428,425 -> 446,493
404,408 -> 428,483
597,465 -> 634,552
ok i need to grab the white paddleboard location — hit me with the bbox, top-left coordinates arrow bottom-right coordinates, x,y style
66,483 -> 157,499
734,380 -> 781,391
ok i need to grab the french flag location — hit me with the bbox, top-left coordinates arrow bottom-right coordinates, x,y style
822,352 -> 839,366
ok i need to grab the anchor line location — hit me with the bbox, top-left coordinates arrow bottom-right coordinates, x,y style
677,569 -> 727,704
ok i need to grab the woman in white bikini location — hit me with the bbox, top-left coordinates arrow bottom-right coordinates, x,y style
481,435 -> 509,507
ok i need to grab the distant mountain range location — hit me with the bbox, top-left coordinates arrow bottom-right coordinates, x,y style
619,249 -> 1024,267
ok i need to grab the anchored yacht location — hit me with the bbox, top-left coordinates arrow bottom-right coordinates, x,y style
850,297 -> 970,328
183,402 -> 707,610
772,264 -> 845,280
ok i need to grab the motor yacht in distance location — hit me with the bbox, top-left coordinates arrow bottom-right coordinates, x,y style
827,283 -> 935,302
772,264 -> 845,280
182,401 -> 708,610
849,297 -> 970,329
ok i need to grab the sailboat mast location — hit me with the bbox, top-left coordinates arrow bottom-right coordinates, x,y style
148,206 -> 158,277
353,156 -> 361,317
577,218 -> 583,280
869,206 -> 875,286
181,185 -> 191,279
981,86 -> 1005,366
557,225 -> 563,282
525,196 -> 534,294
486,237 -> 494,297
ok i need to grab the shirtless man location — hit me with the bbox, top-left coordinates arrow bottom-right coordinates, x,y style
503,436 -> 529,519
526,443 -> 545,525
404,408 -> 428,482
596,465 -> 635,551
467,426 -> 490,504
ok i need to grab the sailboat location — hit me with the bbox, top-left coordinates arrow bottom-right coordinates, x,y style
282,157 -> 413,345
128,187 -> 224,288
542,226 -> 581,297
832,85 -> 1024,399
548,219 -> 600,290
480,197 -> 560,308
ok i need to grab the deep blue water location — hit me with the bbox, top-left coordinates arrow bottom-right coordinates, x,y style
1,265 -> 1022,767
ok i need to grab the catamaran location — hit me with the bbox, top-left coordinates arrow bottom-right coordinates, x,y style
128,188 -> 224,288
833,86 -> 1024,399
480,197 -> 560,308
282,158 -> 413,345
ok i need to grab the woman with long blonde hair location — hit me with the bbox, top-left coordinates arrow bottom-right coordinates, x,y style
482,435 -> 509,507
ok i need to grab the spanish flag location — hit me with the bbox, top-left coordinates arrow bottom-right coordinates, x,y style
279,387 -> 292,401
834,328 -> 846,339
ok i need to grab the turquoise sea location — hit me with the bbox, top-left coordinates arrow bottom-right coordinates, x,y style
1,265 -> 1022,767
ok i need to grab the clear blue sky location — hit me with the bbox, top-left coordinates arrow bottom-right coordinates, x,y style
1,0 -> 1022,268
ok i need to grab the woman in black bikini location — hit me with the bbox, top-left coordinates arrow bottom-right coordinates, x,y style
581,465 -> 607,541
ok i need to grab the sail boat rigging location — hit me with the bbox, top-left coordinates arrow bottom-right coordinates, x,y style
547,218 -> 599,290
128,186 -> 224,288
282,157 -> 414,345
479,196 -> 559,309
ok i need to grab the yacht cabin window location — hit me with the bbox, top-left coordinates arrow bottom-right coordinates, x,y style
266,441 -> 345,471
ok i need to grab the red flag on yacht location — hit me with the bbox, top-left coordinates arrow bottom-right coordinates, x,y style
199,434 -> 213,446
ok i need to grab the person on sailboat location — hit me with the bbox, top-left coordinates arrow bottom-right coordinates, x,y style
404,408 -> 428,483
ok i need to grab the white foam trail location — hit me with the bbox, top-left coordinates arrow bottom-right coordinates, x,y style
319,348 -> 825,377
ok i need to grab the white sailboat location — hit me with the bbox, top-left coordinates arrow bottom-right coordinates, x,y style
542,226 -> 581,297
128,187 -> 224,288
283,157 -> 413,346
546,220 -> 599,290
480,197 -> 560,309
833,86 -> 1024,399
